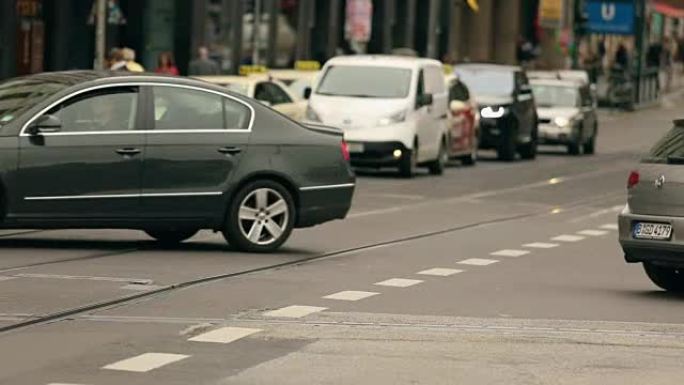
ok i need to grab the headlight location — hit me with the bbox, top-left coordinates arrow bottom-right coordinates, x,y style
305,105 -> 321,122
377,110 -> 407,126
554,117 -> 570,127
481,106 -> 506,119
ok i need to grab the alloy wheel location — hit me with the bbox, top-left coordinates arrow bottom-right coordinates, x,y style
238,188 -> 289,246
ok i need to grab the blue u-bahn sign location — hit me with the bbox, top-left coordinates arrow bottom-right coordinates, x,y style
585,1 -> 635,35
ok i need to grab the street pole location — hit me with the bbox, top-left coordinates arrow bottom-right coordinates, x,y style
95,0 -> 106,70
253,0 -> 262,65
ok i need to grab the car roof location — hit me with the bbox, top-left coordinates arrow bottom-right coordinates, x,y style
528,70 -> 590,84
530,78 -> 583,88
268,69 -> 318,80
455,63 -> 521,73
324,55 -> 442,69
194,75 -> 270,85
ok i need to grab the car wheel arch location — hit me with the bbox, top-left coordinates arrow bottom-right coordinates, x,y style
224,172 -> 300,226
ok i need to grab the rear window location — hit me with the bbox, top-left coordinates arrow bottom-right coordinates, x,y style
643,124 -> 684,164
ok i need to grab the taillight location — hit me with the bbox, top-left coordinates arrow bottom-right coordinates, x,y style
627,170 -> 640,189
341,140 -> 350,162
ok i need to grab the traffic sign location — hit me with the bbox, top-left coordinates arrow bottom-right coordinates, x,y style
584,0 -> 635,35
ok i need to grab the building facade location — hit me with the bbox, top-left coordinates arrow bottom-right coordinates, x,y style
0,0 -> 532,80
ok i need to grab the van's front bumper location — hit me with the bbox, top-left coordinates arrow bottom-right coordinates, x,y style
619,205 -> 684,267
348,141 -> 408,168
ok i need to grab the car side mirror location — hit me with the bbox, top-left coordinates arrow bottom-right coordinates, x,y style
449,100 -> 468,112
417,93 -> 433,108
519,85 -> 532,94
28,114 -> 62,135
303,87 -> 312,100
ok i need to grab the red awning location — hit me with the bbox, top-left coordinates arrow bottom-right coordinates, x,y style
652,0 -> 684,18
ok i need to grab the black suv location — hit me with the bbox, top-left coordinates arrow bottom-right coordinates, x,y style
456,64 -> 538,161
0,72 -> 355,252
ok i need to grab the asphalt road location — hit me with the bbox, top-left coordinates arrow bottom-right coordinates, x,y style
1,98 -> 684,385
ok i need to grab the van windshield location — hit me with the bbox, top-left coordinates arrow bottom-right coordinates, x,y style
643,124 -> 684,164
316,65 -> 412,98
0,79 -> 69,125
456,69 -> 514,96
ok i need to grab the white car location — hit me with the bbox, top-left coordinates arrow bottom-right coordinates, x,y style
195,75 -> 307,121
306,55 -> 449,177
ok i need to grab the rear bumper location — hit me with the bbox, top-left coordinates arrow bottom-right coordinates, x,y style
348,141 -> 407,168
619,206 -> 684,267
296,184 -> 355,228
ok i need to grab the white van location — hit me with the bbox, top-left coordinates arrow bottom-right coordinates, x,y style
305,55 -> 449,177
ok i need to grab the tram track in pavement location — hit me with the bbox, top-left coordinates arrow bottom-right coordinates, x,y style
0,184 -> 625,336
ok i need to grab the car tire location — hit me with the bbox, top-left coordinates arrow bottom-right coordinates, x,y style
643,263 -> 684,292
460,134 -> 478,166
399,144 -> 418,178
145,229 -> 198,245
568,128 -> 583,156
583,125 -> 597,155
428,139 -> 447,175
497,121 -> 517,162
223,180 -> 295,253
519,128 -> 538,160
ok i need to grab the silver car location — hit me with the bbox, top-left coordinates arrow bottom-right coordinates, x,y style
619,120 -> 684,291
530,78 -> 598,155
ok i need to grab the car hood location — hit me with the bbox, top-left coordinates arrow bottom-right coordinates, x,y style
474,94 -> 514,106
309,95 -> 409,128
537,107 -> 580,120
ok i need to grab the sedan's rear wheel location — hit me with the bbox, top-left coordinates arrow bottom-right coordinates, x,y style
145,229 -> 198,245
223,180 -> 295,253
644,263 -> 684,292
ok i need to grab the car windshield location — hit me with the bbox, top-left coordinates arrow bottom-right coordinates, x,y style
642,124 -> 684,164
222,83 -> 250,96
531,84 -> 579,108
0,78 -> 69,125
456,69 -> 514,96
316,65 -> 412,98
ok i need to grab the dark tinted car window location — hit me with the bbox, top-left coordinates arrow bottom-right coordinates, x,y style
255,82 -> 292,105
643,125 -> 684,164
0,79 -> 70,125
47,86 -> 139,132
449,81 -> 470,101
153,86 -> 250,130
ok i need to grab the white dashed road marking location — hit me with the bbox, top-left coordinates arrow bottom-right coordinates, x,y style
188,327 -> 262,344
374,278 -> 423,288
0,276 -> 17,282
458,258 -> 499,266
102,353 -> 190,373
417,268 -> 464,277
552,235 -> 585,242
601,224 -> 619,230
523,242 -> 559,249
490,249 -> 530,258
47,383 -> 88,385
263,305 -> 327,318
578,229 -> 609,236
323,291 -> 380,301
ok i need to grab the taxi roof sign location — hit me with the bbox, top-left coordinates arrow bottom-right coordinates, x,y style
443,64 -> 454,75
294,61 -> 321,71
239,65 -> 268,76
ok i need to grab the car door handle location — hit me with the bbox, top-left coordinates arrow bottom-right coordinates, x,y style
115,148 -> 141,156
218,146 -> 242,155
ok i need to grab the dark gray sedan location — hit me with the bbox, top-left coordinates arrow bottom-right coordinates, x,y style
0,71 -> 355,252
619,119 -> 684,291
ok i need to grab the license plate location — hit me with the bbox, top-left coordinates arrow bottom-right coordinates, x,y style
347,143 -> 364,153
633,222 -> 673,240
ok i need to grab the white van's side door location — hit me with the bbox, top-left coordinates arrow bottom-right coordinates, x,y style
414,69 -> 436,162
423,65 -> 448,160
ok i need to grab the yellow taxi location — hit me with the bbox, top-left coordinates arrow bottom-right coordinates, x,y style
268,61 -> 321,100
195,70 -> 306,121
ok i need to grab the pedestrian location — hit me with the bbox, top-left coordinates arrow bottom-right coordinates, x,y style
189,46 -> 219,76
122,47 -> 144,72
155,51 -> 179,76
109,48 -> 127,71
614,43 -> 629,69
